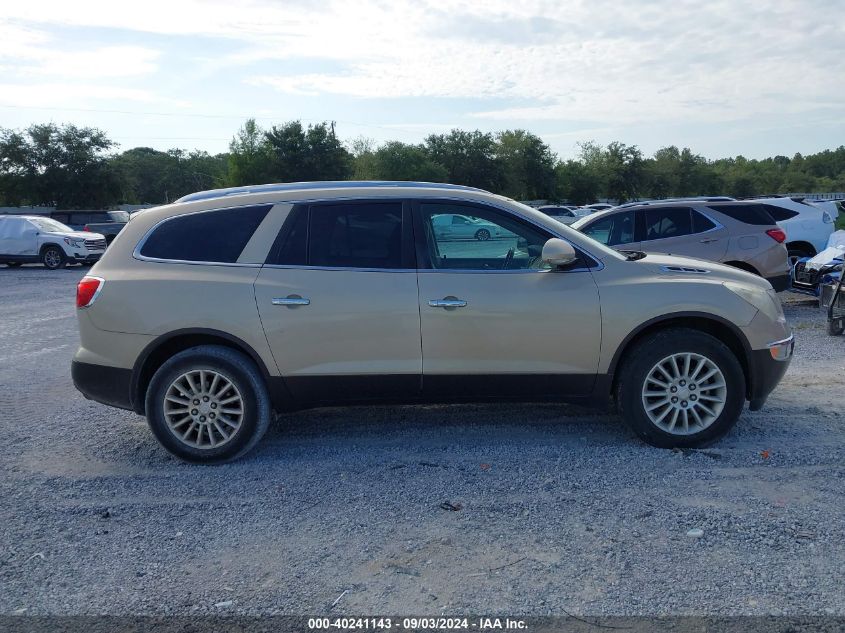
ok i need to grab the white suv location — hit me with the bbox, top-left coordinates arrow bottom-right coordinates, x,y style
756,197 -> 835,265
0,215 -> 107,269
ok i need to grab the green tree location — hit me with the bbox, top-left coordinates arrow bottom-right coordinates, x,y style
424,129 -> 501,190
0,123 -> 121,208
371,142 -> 448,182
264,120 -> 351,182
227,119 -> 271,186
603,142 -> 645,203
495,130 -> 557,200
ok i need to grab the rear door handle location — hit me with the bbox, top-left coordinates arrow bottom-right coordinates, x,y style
272,295 -> 310,306
428,298 -> 467,308
699,238 -> 718,243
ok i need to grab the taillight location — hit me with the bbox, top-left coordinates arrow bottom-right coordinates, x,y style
77,276 -> 104,308
766,228 -> 786,243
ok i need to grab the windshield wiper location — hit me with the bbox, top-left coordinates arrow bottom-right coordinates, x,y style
620,250 -> 646,261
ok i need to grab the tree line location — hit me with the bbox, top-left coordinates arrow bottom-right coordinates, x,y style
1,120 -> 844,209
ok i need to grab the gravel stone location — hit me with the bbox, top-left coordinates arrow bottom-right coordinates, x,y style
0,268 -> 843,616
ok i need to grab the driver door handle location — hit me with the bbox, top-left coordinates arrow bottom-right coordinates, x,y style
699,238 -> 718,243
272,296 -> 310,306
428,298 -> 467,308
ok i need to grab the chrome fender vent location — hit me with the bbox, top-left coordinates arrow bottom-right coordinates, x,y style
659,265 -> 711,274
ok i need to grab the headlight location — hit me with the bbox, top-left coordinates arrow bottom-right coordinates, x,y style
724,282 -> 786,324
63,237 -> 84,248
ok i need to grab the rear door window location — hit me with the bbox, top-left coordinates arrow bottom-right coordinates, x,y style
692,210 -> 717,232
643,207 -> 693,241
308,202 -> 404,269
139,205 -> 271,263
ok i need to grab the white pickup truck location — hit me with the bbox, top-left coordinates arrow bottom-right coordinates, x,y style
0,215 -> 107,269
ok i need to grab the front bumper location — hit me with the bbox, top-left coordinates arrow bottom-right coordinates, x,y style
70,251 -> 103,263
71,360 -> 134,411
748,335 -> 794,411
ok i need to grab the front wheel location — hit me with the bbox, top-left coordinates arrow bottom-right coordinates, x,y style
475,229 -> 491,241
145,345 -> 271,463
616,328 -> 746,448
42,246 -> 66,270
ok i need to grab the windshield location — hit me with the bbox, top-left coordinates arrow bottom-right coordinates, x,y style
29,217 -> 73,233
501,197 -> 626,261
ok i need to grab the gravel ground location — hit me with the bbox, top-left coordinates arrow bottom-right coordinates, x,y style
0,265 -> 843,617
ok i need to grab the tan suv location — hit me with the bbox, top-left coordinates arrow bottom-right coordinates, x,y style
572,201 -> 791,291
72,182 -> 794,463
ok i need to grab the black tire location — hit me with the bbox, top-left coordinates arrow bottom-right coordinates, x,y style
5,262 -> 22,267
616,328 -> 746,449
829,319 -> 845,336
41,246 -> 66,270
787,246 -> 812,270
475,228 -> 491,241
145,345 -> 272,464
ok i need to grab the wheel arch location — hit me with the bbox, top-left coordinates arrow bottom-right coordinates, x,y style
131,328 -> 290,415
606,312 -> 753,401
723,260 -> 760,276
39,241 -> 64,255
785,240 -> 816,256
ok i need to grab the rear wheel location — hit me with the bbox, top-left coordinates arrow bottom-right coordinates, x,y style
475,229 -> 491,241
787,246 -> 813,270
42,246 -> 66,269
5,262 -> 22,267
616,328 -> 746,448
145,345 -> 271,463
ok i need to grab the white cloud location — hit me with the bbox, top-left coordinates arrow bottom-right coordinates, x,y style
1,0 -> 843,136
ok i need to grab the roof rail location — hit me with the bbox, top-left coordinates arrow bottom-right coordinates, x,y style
175,181 -> 489,203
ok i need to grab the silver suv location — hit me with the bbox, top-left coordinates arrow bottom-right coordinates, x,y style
72,181 -> 794,463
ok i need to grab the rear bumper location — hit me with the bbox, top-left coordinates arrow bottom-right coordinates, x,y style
747,336 -> 793,411
766,274 -> 790,293
71,360 -> 134,411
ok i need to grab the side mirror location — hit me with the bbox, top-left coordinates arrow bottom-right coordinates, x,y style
542,238 -> 578,268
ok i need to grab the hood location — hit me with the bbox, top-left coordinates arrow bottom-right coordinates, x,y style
633,252 -> 771,289
46,230 -> 106,240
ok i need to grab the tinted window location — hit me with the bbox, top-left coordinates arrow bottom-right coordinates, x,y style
764,205 -> 799,222
644,207 -> 693,241
139,205 -> 271,262
308,202 -> 403,269
270,206 -> 308,265
692,211 -> 717,232
710,204 -> 776,226
581,210 -> 636,246
420,202 -> 553,270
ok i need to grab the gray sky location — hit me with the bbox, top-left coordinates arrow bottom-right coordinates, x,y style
1,0 -> 843,160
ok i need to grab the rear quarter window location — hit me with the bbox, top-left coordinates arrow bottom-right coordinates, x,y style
138,205 -> 271,263
709,204 -> 777,226
763,205 -> 799,222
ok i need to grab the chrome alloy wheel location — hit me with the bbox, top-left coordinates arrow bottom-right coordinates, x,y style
163,369 -> 244,449
641,352 -> 727,435
44,249 -> 62,268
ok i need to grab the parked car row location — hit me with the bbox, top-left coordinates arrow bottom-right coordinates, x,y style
0,210 -> 130,269
571,200 -> 792,291
0,215 -> 108,269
